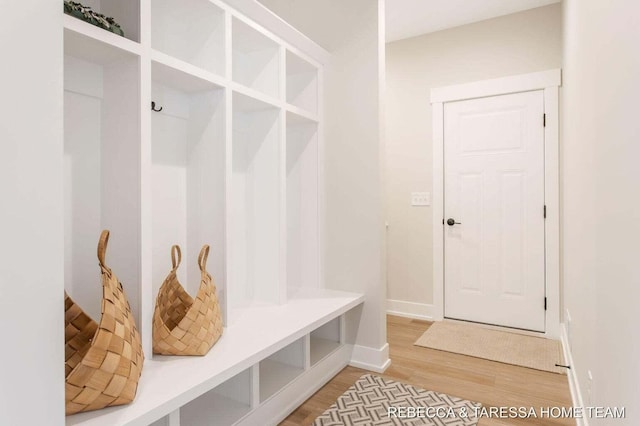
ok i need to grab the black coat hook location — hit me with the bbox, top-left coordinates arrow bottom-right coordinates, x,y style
151,101 -> 163,112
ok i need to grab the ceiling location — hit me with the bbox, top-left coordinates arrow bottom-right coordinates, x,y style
257,0 -> 373,51
257,0 -> 561,50
386,0 -> 561,42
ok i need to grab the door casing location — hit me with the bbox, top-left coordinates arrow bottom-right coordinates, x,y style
430,69 -> 561,339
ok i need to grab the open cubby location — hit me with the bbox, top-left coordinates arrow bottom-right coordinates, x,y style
151,64 -> 226,322
259,337 -> 306,402
68,0 -> 140,42
63,48 -> 141,323
232,18 -> 280,99
151,0 -> 225,75
286,51 -> 318,114
229,92 -> 282,320
310,317 -> 342,366
180,368 -> 253,426
287,114 -> 320,296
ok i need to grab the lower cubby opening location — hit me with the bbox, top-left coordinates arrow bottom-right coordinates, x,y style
310,316 -> 342,366
259,337 -> 306,402
180,368 -> 253,426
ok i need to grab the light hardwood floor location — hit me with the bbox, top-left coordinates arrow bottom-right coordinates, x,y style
282,315 -> 573,425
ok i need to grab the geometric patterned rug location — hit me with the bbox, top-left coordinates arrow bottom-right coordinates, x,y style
313,374 -> 481,425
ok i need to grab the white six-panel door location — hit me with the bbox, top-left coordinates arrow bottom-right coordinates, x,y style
444,90 -> 545,332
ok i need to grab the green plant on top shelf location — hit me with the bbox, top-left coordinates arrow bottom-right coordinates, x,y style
64,0 -> 125,37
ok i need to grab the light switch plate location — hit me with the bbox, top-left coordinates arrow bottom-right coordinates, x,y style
411,192 -> 430,206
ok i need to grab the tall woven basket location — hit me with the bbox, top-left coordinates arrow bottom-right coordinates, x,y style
153,245 -> 223,355
64,230 -> 144,415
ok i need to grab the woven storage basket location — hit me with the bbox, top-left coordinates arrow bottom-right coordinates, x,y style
64,230 -> 144,415
153,245 -> 223,356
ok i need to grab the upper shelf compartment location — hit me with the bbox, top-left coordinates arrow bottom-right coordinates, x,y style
64,15 -> 141,64
232,18 -> 281,100
286,51 -> 318,115
152,0 -> 225,76
64,0 -> 140,43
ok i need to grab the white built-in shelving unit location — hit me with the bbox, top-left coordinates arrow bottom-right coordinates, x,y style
62,0 -> 361,425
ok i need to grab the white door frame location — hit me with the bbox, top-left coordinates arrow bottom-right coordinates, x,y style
431,69 -> 561,339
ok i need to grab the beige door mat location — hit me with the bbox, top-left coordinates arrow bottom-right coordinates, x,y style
414,321 -> 567,374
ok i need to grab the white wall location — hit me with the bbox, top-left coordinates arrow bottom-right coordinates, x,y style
562,0 -> 640,422
325,0 -> 388,369
0,0 -> 64,425
385,4 -> 562,317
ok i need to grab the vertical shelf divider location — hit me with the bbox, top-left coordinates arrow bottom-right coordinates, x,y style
168,409 -> 180,426
225,10 -> 233,82
304,334 -> 312,370
317,67 -> 326,291
139,0 -> 154,359
279,45 -> 288,305
279,45 -> 287,102
223,85 -> 233,326
279,119 -> 288,303
250,365 -> 260,409
223,10 -> 234,326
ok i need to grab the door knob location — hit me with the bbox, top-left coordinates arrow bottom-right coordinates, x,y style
446,218 -> 461,226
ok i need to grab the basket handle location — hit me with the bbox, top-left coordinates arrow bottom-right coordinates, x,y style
171,245 -> 182,271
198,245 -> 210,272
97,230 -> 112,275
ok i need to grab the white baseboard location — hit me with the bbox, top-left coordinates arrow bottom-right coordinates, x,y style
560,322 -> 588,426
349,343 -> 391,373
387,299 -> 434,321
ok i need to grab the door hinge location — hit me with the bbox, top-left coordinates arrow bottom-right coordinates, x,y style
544,297 -> 547,311
543,113 -> 546,127
544,205 -> 547,218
